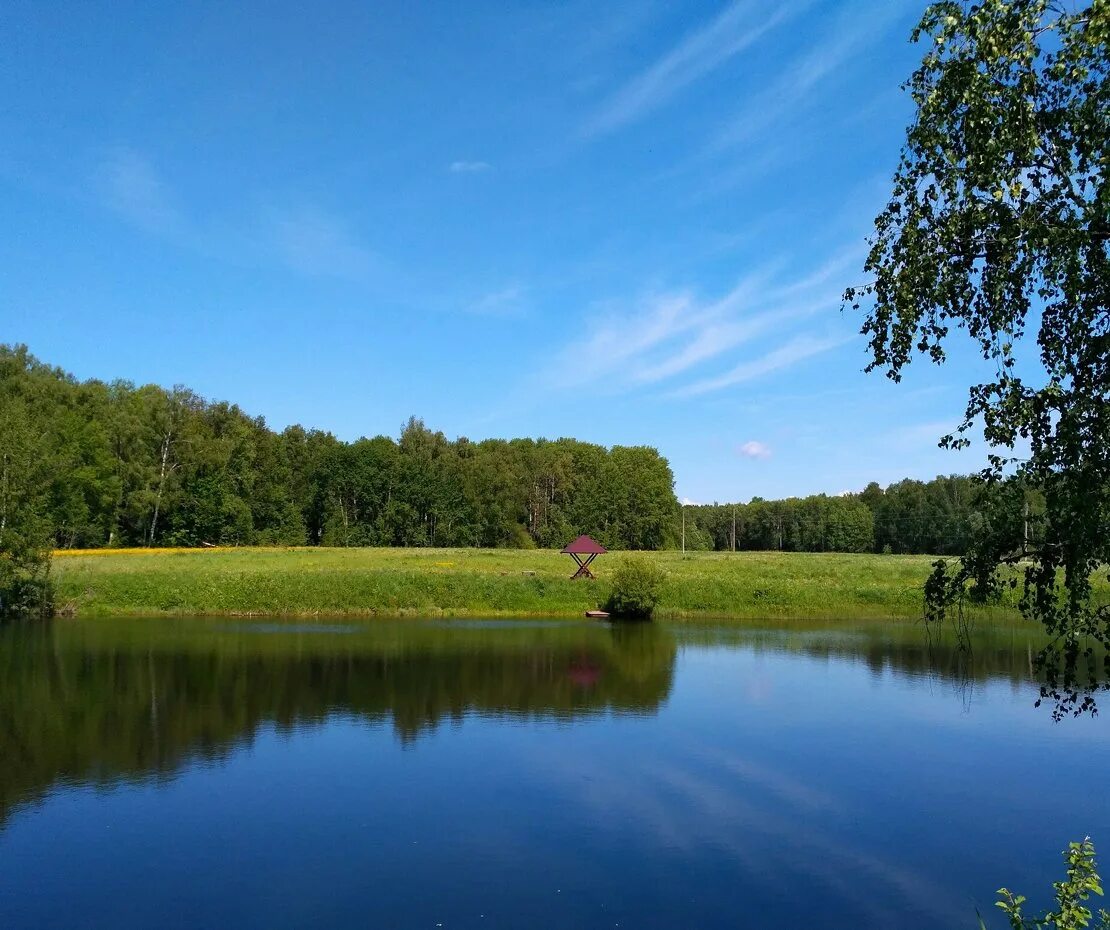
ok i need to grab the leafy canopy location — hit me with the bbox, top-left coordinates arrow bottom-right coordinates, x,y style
846,0 -> 1110,716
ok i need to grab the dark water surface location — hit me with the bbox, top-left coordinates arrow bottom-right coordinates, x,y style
1,617 -> 1107,928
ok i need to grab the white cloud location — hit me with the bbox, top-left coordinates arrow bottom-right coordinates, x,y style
672,333 -> 852,398
449,160 -> 492,173
629,315 -> 774,384
737,440 -> 772,460
584,0 -> 804,136
97,148 -> 179,231
680,496 -> 702,506
554,292 -> 700,385
550,249 -> 861,397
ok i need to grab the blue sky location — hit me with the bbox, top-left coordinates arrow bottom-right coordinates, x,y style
0,0 -> 1002,502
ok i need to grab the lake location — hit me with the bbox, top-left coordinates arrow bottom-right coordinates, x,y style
1,616 -> 1107,928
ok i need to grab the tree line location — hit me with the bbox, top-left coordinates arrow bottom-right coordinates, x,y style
683,474 -> 1038,557
0,345 -> 677,556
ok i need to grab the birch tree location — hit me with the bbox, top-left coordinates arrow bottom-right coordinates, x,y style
847,0 -> 1110,715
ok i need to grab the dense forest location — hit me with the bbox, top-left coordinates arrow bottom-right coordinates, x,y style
0,346 -> 676,554
0,344 -> 1033,566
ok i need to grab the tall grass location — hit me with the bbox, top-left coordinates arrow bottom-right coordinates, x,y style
49,547 -> 1037,620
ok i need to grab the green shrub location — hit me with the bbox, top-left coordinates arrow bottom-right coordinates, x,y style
508,524 -> 536,550
604,556 -> 665,619
983,838 -> 1108,930
0,548 -> 53,619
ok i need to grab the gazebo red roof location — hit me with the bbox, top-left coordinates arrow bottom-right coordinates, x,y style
561,534 -> 607,555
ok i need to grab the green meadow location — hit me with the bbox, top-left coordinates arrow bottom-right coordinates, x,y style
50,547 -> 1031,620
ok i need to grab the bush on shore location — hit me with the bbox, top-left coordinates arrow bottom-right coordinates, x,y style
604,556 -> 666,620
0,548 -> 52,619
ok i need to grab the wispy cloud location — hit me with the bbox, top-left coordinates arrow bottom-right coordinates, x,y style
584,0 -> 804,136
550,248 -> 861,398
628,314 -> 776,385
449,160 -> 492,173
708,0 -> 908,155
87,151 -> 397,290
737,440 -> 772,460
558,291 -> 698,380
96,147 -> 180,232
266,206 -> 380,280
673,333 -> 852,398
525,744 -> 965,927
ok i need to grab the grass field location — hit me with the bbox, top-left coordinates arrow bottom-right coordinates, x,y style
49,546 -> 1031,620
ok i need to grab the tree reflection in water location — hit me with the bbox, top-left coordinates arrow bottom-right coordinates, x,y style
0,618 -> 677,825
0,615 -> 1075,829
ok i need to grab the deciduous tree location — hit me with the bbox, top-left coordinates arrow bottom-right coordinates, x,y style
845,0 -> 1110,714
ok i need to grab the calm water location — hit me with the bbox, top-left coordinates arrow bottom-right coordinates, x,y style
1,617 -> 1108,929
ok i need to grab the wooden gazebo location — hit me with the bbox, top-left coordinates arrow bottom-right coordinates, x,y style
561,534 -> 606,579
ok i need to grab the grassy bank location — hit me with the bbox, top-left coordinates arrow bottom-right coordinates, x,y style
49,547 -> 1028,620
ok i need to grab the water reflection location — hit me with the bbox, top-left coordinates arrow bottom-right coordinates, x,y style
0,618 -> 676,824
680,618 -> 1054,687
0,616 -> 1057,830
1,616 -> 1104,930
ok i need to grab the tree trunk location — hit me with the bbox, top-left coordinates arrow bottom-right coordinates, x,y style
149,432 -> 172,547
0,453 -> 8,548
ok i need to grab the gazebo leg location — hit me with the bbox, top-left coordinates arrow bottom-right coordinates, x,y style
570,553 -> 596,579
